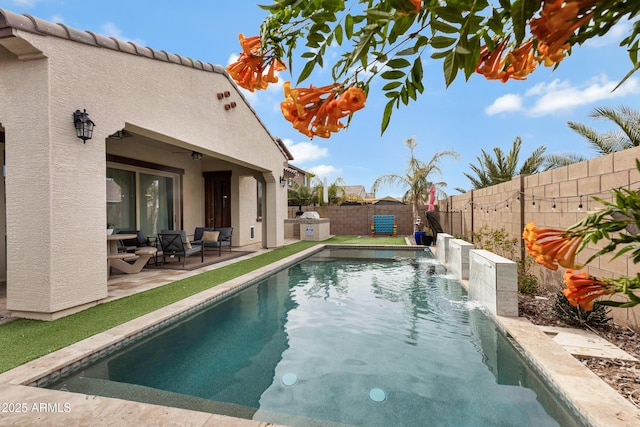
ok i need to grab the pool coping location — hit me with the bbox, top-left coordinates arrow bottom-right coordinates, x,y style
458,278 -> 640,427
1,244 -> 639,426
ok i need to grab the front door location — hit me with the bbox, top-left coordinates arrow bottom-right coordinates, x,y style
204,171 -> 231,228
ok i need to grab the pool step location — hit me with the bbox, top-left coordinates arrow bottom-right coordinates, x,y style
56,376 -> 257,420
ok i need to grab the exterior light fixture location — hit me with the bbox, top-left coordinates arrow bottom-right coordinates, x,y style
73,109 -> 95,143
191,151 -> 203,161
279,176 -> 287,188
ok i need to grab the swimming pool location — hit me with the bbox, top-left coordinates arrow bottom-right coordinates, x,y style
48,247 -> 581,426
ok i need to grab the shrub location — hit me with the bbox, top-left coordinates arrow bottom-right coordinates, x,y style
554,291 -> 612,329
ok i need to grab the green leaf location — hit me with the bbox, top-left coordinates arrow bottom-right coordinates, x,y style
390,16 -> 414,44
435,6 -> 465,24
381,70 -> 406,79
381,100 -> 394,135
431,36 -> 457,49
382,81 -> 403,90
397,46 -> 419,56
431,20 -> 459,34
411,58 -> 423,83
511,0 -> 526,44
334,24 -> 343,45
306,33 -> 325,47
367,8 -> 394,18
443,50 -> 458,87
345,14 -> 354,38
407,82 -> 417,101
386,58 -> 411,69
431,48 -> 451,60
350,31 -> 376,71
297,60 -> 317,84
455,44 -> 471,54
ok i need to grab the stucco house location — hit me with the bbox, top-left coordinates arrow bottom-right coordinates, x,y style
0,9 -> 291,320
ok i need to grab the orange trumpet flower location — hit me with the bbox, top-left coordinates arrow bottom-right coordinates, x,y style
477,39 -> 539,82
530,0 -> 597,66
562,269 -> 615,311
226,34 -> 286,92
504,40 -> 538,80
281,82 -> 366,138
476,39 -> 509,82
522,222 -> 583,271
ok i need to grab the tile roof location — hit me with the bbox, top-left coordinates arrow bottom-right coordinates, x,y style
0,8 -> 224,74
0,8 -> 294,161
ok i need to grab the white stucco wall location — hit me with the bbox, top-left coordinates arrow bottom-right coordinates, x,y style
0,25 -> 287,318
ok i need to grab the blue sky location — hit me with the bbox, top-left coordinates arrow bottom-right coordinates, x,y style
2,0 -> 639,197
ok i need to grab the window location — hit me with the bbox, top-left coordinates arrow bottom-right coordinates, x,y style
256,179 -> 263,221
107,166 -> 178,235
139,173 -> 174,236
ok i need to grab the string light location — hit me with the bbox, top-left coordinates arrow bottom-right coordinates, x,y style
448,184 -> 637,215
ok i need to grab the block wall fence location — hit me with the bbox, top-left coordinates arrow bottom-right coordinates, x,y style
288,146 -> 640,330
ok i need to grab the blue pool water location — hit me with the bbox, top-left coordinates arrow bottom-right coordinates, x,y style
49,248 -> 582,426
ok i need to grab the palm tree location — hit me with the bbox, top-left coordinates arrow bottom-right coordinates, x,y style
311,177 -> 347,205
461,137 -> 546,190
372,137 -> 459,232
567,106 -> 640,155
288,182 -> 318,213
542,152 -> 588,170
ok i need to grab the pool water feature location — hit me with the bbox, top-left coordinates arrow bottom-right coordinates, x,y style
48,248 -> 582,426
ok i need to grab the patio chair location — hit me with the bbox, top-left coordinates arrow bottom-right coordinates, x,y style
157,230 -> 204,267
193,227 -> 233,255
117,230 -> 152,252
216,227 -> 233,254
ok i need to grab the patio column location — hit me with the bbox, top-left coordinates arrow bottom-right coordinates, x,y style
263,173 -> 286,249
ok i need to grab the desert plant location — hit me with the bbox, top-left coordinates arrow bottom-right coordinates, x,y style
517,258 -> 539,295
554,292 -> 612,329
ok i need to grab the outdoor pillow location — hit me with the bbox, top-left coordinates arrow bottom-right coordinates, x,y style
202,231 -> 220,242
185,237 -> 192,249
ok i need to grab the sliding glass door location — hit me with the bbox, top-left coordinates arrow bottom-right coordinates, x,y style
107,167 -> 177,236
139,173 -> 174,236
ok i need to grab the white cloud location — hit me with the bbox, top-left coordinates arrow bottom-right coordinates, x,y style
585,19 -> 634,48
485,94 -> 523,115
283,139 -> 328,164
527,76 -> 640,116
10,0 -> 44,7
100,22 -> 145,46
308,164 -> 342,179
485,75 -> 640,117
50,14 -> 64,24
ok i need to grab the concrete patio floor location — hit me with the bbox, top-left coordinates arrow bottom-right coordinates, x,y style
0,241 -> 639,426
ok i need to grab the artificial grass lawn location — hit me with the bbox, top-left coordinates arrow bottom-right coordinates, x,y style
0,236 -> 407,373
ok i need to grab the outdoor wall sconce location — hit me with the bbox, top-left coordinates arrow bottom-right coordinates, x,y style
224,102 -> 237,110
279,176 -> 287,188
217,91 -> 232,99
73,109 -> 95,143
191,151 -> 203,161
